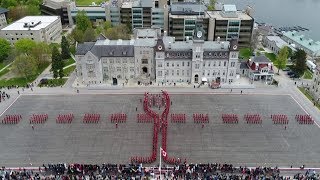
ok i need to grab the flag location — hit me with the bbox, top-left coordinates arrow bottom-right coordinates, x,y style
160,147 -> 167,157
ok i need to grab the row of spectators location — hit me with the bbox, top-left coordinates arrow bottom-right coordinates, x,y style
1,164 -> 319,180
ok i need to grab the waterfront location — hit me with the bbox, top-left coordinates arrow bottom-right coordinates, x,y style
219,0 -> 320,40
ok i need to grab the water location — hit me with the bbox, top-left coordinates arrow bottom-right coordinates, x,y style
218,0 -> 320,41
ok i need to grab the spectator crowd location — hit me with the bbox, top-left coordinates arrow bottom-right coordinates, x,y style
0,163 -> 319,180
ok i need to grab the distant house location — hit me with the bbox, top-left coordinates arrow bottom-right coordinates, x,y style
0,7 -> 8,29
247,55 -> 274,82
263,35 -> 295,54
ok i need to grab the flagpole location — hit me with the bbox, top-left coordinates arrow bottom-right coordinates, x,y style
159,147 -> 162,180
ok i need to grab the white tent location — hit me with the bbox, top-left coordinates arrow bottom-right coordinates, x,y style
201,77 -> 208,82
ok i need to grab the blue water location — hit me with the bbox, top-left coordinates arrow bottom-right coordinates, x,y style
218,0 -> 320,41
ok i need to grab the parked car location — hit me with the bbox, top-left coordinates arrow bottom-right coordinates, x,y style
282,67 -> 290,71
290,73 -> 300,78
287,71 -> 295,75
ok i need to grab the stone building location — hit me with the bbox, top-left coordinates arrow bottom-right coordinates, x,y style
75,27 -> 239,86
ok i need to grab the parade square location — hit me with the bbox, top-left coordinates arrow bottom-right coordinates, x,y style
0,93 -> 320,167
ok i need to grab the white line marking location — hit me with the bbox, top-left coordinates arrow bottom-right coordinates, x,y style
0,94 -> 21,117
289,94 -> 320,129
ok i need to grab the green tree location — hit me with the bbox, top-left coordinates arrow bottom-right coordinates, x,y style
292,49 -> 307,76
105,24 -> 130,40
61,36 -> 70,59
51,46 -> 61,79
12,54 -> 37,79
0,38 -> 11,63
275,46 -> 289,73
207,0 -> 216,10
71,28 -> 84,43
30,42 -> 51,67
76,10 -> 91,32
14,38 -> 37,55
1,0 -> 17,8
83,27 -> 96,42
103,20 -> 112,30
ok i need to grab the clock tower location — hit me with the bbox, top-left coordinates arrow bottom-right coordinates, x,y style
191,18 -> 205,84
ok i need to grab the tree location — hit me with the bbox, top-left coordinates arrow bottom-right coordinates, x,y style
51,46 -> 61,79
76,10 -> 91,32
275,46 -> 289,73
1,0 -> 17,8
104,20 -> 112,30
30,42 -> 51,67
14,38 -> 37,55
71,28 -> 84,43
105,24 -> 130,40
207,0 -> 216,10
250,29 -> 259,51
61,36 -> 70,59
83,27 -> 96,42
12,54 -> 37,79
0,38 -> 11,63
292,49 -> 307,76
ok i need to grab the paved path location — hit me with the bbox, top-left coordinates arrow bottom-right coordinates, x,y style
0,62 -> 12,73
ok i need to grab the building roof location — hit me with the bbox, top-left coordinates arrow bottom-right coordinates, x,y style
251,55 -> 272,63
0,7 -> 9,14
1,16 -> 60,31
134,28 -> 159,39
206,10 -> 252,20
170,2 -> 206,15
134,38 -> 157,47
266,36 -> 289,49
240,61 -> 249,69
282,31 -> 320,56
222,4 -> 237,12
76,39 -> 134,57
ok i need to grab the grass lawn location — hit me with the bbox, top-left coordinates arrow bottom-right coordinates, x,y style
64,58 -> 75,67
76,0 -> 105,6
265,52 -> 277,63
0,62 -> 50,87
38,78 -> 67,87
298,87 -> 320,110
239,48 -> 253,59
64,65 -> 76,76
303,70 -> 313,79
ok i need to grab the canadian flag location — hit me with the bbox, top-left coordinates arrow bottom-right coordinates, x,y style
160,147 -> 167,157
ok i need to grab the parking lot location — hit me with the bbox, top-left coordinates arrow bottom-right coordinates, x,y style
0,93 -> 319,167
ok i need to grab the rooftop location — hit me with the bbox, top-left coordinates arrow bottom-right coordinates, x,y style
134,28 -> 159,39
0,7 -> 9,14
1,16 -> 60,31
206,10 -> 252,21
170,2 -> 207,15
282,31 -> 320,56
266,36 -> 289,49
251,55 -> 272,63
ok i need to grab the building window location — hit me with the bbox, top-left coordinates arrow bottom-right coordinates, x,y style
177,70 -> 179,76
207,70 -> 210,76
167,63 -> 169,67
158,63 -> 162,67
142,59 -> 148,64
231,62 -> 235,67
213,61 -> 216,66
171,70 -> 174,76
224,61 -> 227,66
202,71 -> 205,76
182,62 -> 185,66
187,62 -> 190,66
177,63 -> 179,67
182,70 -> 184,76
195,64 -> 199,69
208,62 -> 210,67
172,63 -> 174,67
187,70 -> 190,76
117,67 -> 121,72
158,71 -> 162,76
219,61 -> 221,66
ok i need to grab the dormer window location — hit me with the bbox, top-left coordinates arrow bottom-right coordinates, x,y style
109,51 -> 113,55
123,51 -> 127,55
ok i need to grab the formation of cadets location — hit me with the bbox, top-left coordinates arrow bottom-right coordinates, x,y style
193,114 -> 209,123
271,114 -> 289,124
170,114 -> 186,123
222,114 -> 239,124
137,113 -> 152,123
0,90 -> 10,103
1,114 -> 22,124
296,114 -> 314,124
29,114 -> 48,124
244,114 -> 262,124
56,113 -> 74,123
110,113 -> 127,123
83,113 -> 100,123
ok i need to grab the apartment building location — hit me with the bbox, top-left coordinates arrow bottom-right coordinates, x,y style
0,8 -> 8,29
40,0 -> 74,25
0,16 -> 62,45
